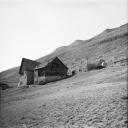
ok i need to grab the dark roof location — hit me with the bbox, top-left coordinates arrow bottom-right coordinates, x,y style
19,58 -> 41,74
35,57 -> 68,69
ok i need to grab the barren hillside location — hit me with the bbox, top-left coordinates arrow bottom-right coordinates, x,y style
0,23 -> 128,87
0,23 -> 128,128
1,65 -> 127,128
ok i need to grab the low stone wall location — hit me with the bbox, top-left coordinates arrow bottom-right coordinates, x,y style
45,75 -> 62,82
38,75 -> 62,85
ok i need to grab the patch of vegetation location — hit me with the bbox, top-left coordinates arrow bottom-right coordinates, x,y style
0,82 -> 11,90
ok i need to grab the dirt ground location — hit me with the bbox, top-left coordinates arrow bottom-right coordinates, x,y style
0,66 -> 127,128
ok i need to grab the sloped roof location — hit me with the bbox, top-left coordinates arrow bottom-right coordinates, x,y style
35,57 -> 68,70
19,58 -> 41,74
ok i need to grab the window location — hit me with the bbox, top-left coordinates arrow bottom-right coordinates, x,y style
38,68 -> 45,76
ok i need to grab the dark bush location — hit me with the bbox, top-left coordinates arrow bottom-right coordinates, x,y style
72,70 -> 76,76
97,65 -> 105,69
0,83 -> 11,90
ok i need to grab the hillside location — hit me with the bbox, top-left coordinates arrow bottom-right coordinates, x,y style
1,63 -> 127,127
0,23 -> 128,128
0,23 -> 128,87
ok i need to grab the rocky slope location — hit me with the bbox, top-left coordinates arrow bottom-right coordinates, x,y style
1,66 -> 127,128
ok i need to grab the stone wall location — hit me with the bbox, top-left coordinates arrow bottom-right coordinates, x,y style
17,72 -> 27,87
37,75 -> 62,85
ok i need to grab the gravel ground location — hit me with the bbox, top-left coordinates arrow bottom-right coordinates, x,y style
0,66 -> 127,128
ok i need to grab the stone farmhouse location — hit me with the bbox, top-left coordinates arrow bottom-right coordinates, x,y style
18,57 -> 68,87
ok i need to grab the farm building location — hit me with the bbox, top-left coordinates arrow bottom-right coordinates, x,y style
34,57 -> 68,84
18,57 -> 106,87
18,57 -> 68,86
18,58 -> 40,87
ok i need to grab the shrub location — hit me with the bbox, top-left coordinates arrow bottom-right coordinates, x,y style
0,83 -> 11,90
72,70 -> 76,76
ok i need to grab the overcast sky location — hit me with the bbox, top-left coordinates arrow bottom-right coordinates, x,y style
0,0 -> 127,72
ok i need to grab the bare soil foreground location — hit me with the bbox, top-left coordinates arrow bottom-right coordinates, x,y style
0,66 -> 127,128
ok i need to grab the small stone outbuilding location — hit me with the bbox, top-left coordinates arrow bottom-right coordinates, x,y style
18,58 -> 40,87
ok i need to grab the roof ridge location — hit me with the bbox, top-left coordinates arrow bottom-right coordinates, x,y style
35,56 -> 68,69
22,58 -> 40,64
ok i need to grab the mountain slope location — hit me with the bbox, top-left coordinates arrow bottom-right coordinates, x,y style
0,23 -> 128,87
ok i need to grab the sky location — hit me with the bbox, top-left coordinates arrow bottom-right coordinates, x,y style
0,0 -> 127,72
